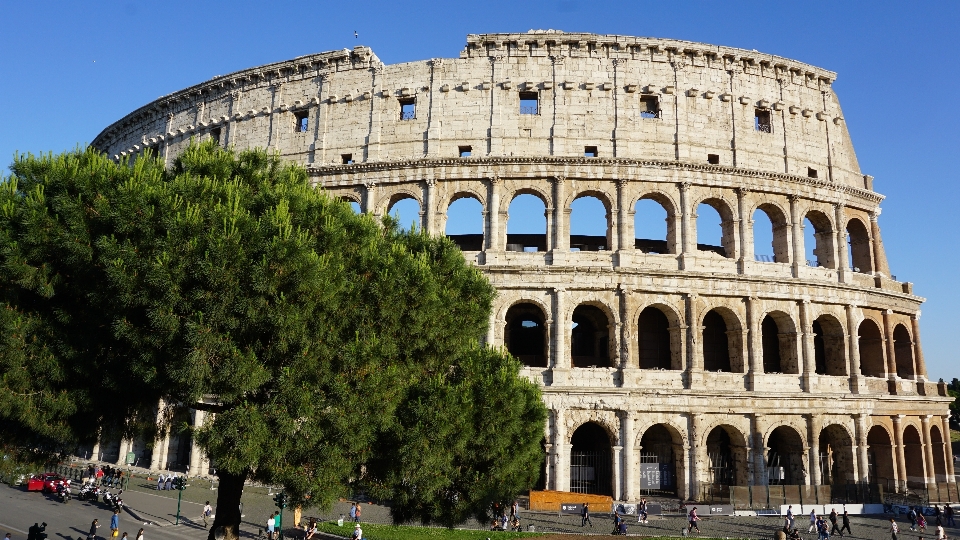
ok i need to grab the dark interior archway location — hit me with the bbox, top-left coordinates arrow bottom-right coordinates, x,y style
767,426 -> 805,485
504,303 -> 547,367
813,315 -> 846,376
903,425 -> 925,488
867,425 -> 896,488
819,425 -> 855,485
570,422 -> 612,495
638,306 -> 673,369
571,305 -> 611,368
702,310 -> 732,372
858,319 -> 885,378
930,425 -> 947,482
639,424 -> 680,495
761,314 -> 798,374
705,426 -> 748,487
846,219 -> 873,273
893,324 -> 915,379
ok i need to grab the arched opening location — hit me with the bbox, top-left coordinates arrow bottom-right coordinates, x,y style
705,425 -> 748,488
867,425 -> 896,488
639,424 -> 681,495
445,195 -> 484,251
387,196 -> 421,232
638,306 -> 674,369
846,218 -> 873,273
803,211 -> 836,268
696,199 -> 734,258
766,426 -> 805,485
902,425 -> 925,488
752,204 -> 790,264
569,194 -> 609,252
570,422 -> 613,495
813,315 -> 846,376
761,313 -> 799,374
340,197 -> 362,213
571,305 -> 611,368
858,319 -> 886,378
818,425 -> 855,485
504,303 -> 548,368
702,310 -> 731,372
634,197 -> 671,254
506,193 -> 547,252
893,324 -> 915,379
930,425 -> 947,482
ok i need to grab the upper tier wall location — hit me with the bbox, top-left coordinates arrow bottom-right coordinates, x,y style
92,32 -> 865,189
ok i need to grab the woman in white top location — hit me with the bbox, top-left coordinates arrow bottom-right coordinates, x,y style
135,528 -> 144,540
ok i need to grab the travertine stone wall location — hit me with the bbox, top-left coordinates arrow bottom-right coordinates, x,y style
92,32 -> 953,500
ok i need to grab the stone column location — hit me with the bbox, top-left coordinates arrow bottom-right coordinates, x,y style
882,310 -> 898,380
834,203 -> 850,283
552,176 -> 568,253
552,287 -> 569,379
921,415 -> 936,487
799,300 -> 814,392
685,292 -> 701,388
188,409 -> 205,477
845,304 -> 863,392
892,415 -> 907,490
614,179 -> 628,256
158,430 -> 171,471
115,439 -> 130,466
423,179 -> 436,235
807,414 -> 822,486
91,434 -> 102,462
910,314 -> 927,379
750,413 -> 764,485
736,188 -> 751,274
487,177 -> 501,251
746,295 -> 761,389
942,416 -> 956,480
621,412 -> 636,502
790,195 -> 803,276
688,413 -> 704,500
553,408 -> 568,492
678,182 -> 693,269
855,414 -> 870,483
869,211 -> 888,276
612,445 -> 624,500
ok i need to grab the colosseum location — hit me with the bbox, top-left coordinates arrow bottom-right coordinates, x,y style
91,31 -> 955,509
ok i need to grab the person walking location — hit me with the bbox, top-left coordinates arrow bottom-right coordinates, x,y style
920,511 -> 928,533
87,519 -> 100,540
890,517 -> 899,540
354,503 -> 361,523
202,501 -> 213,528
109,511 -> 119,539
348,503 -> 357,523
829,508 -> 842,537
936,505 -> 944,528
688,507 -> 701,535
786,505 -> 794,530
909,507 -> 919,531
580,503 -> 592,527
936,523 -> 947,540
947,504 -> 956,527
840,509 -> 852,536
157,474 -> 164,491
134,529 -> 143,540
637,498 -> 648,524
809,509 -> 818,533
511,500 -> 519,520
266,513 -> 276,540
119,533 -> 127,540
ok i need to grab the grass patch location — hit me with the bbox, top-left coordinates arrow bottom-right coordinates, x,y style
951,429 -> 959,443
316,521 -> 540,539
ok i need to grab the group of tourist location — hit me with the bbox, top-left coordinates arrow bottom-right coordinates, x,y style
490,500 -> 522,531
86,464 -> 127,489
154,473 -> 182,491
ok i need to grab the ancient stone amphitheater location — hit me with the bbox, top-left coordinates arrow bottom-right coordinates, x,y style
92,32 -> 955,508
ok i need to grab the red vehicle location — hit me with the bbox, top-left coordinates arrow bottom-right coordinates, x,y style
26,473 -> 65,493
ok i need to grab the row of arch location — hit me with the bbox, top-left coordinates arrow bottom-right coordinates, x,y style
340,181 -> 884,275
505,299 -> 920,379
560,416 -> 952,497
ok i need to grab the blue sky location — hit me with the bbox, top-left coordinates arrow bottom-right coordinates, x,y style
2,1 -> 957,381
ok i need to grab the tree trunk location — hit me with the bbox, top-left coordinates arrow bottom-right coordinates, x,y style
207,470 -> 248,540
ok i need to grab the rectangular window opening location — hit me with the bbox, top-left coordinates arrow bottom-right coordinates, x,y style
294,111 -> 309,132
458,145 -> 472,157
707,153 -> 720,165
807,167 -> 818,179
399,98 -> 416,120
640,96 -> 660,119
519,91 -> 539,115
210,128 -> 221,147
341,154 -> 354,165
584,146 -> 598,158
755,108 -> 772,133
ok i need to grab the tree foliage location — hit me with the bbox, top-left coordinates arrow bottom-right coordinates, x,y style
0,142 -> 546,535
948,378 -> 960,430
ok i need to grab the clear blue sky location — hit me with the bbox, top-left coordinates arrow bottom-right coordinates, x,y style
2,1 -> 957,381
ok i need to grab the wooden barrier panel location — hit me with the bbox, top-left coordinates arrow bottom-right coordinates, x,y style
529,490 -> 613,512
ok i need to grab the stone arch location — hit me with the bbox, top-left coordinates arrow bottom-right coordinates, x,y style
506,189 -> 549,251
813,314 -> 846,376
765,425 -> 807,485
569,421 -> 614,496
701,305 -> 745,373
704,424 -> 750,487
569,189 -> 613,252
507,186 -> 552,208
802,209 -> 836,268
867,424 -> 897,487
571,300 -> 615,368
846,217 -> 874,273
819,424 -> 855,485
385,189 -> 423,230
893,324 -> 915,379
638,422 -> 686,495
902,424 -> 925,488
443,192 -> 485,250
633,190 -> 679,255
752,201 -> 791,264
637,305 -> 678,370
503,302 -> 549,368
338,193 -> 362,205
930,424 -> 948,482
694,196 -> 737,258
858,318 -> 886,378
760,310 -> 800,374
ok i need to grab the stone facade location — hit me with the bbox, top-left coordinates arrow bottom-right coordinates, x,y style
92,32 -> 954,502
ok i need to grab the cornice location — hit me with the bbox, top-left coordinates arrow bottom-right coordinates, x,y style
307,156 -> 885,206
